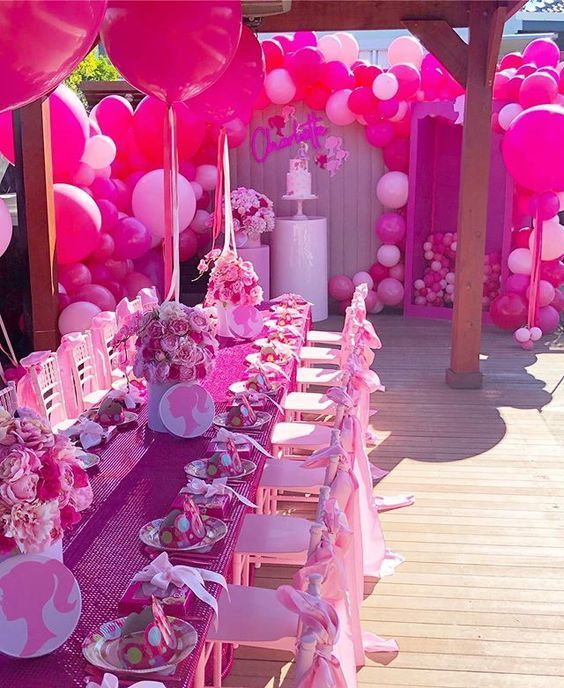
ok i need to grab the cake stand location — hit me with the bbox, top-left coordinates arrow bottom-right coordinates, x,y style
282,194 -> 318,220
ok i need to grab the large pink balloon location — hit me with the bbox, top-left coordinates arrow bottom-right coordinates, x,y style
375,213 -> 406,244
522,38 -> 560,68
0,1 -> 106,113
503,105 -> 564,193
111,216 -> 152,260
58,301 -> 101,335
189,26 -> 265,124
535,304 -> 560,333
93,95 -> 134,144
328,274 -> 354,301
490,292 -> 527,330
54,184 -> 102,265
0,197 -> 13,258
58,262 -> 92,293
387,36 -> 424,69
74,284 -> 117,312
101,1 -> 242,103
377,277 -> 404,306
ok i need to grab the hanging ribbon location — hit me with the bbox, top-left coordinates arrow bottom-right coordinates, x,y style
212,128 -> 227,246
132,552 -> 227,622
182,477 -> 257,509
214,427 -> 275,458
527,205 -> 544,329
0,312 -> 18,368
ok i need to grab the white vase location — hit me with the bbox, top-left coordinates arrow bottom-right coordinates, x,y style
0,537 -> 63,565
215,303 -> 232,337
147,381 -> 177,432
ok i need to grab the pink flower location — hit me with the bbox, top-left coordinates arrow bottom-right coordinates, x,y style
0,447 -> 41,482
155,361 -> 170,383
168,318 -> 189,336
0,474 -> 39,505
179,365 -> 196,382
148,321 -> 165,338
187,310 -> 209,333
161,334 -> 179,353
36,454 -> 62,502
60,504 -> 81,529
7,500 -> 60,554
224,264 -> 239,281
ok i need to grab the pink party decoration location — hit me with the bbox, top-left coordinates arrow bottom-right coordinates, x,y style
317,35 -> 343,62
529,191 -> 560,220
159,383 -> 215,438
54,184 -> 102,265
535,304 -> 560,333
264,69 -> 296,104
527,279 -> 555,308
540,258 -> 564,287
328,274 -> 355,301
58,301 -> 101,335
190,210 -> 212,235
325,89 -> 355,126
287,47 -> 324,88
505,273 -> 530,295
365,121 -> 394,148
91,233 -> 115,263
364,289 -> 379,312
131,170 -> 196,240
227,305 -> 264,339
335,32 -> 360,67
263,39 -> 285,70
375,212 -> 406,244
498,103 -> 523,130
111,217 -> 152,260
97,200 -> 119,232
189,26 -> 265,125
376,244 -> 401,268
377,277 -> 404,306
74,284 -> 117,312
0,554 -> 81,658
195,165 -> 218,192
58,262 -> 92,293
321,61 -> 354,91
101,1 -> 242,103
71,162 -> 96,187
50,85 -> 90,182
92,95 -> 134,143
0,197 -> 13,258
489,292 -> 528,330
369,262 -> 390,285
503,105 -> 564,193
372,72 -> 399,101
124,272 -> 154,300
389,262 -> 405,282
352,271 -> 374,289
507,247 -> 533,275
529,219 -> 564,261
383,138 -> 410,172
376,171 -> 409,209
178,228 -> 198,262
81,135 -> 117,170
390,63 -> 421,100
0,1 -> 106,113
519,72 -> 558,109
522,38 -> 560,68
387,36 -> 425,69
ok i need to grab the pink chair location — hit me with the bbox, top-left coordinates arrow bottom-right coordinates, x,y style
17,351 -> 69,428
57,332 -> 106,416
0,381 -> 17,414
305,283 -> 367,348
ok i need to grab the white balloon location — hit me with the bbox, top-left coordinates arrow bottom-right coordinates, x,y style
498,103 -> 523,131
335,32 -> 359,67
507,247 -> 533,275
372,72 -> 399,101
317,34 -> 343,62
529,222 -> 564,261
387,36 -> 425,69
376,244 -> 401,268
81,134 -> 116,170
352,271 -> 374,289
376,171 -> 409,209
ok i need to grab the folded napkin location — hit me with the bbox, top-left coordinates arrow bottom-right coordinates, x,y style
61,419 -> 106,449
87,673 -> 165,688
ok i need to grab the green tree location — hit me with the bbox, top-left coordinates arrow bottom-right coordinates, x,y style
65,49 -> 120,105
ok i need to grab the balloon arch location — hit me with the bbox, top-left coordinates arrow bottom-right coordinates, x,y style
0,19 -> 562,346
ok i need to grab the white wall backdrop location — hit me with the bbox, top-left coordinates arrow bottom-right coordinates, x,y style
230,102 -> 385,278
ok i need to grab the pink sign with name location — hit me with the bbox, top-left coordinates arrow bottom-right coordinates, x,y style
227,305 -> 264,339
159,383 -> 215,438
0,553 -> 81,657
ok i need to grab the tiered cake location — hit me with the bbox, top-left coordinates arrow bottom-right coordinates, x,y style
286,143 -> 312,196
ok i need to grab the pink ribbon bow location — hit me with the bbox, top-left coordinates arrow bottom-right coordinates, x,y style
322,387 -> 354,409
235,389 -> 284,415
214,427 -> 274,458
182,477 -> 257,509
248,360 -> 290,382
61,419 -> 105,450
301,438 -> 359,491
58,332 -> 86,354
132,552 -> 227,621
19,350 -> 51,370
357,319 -> 382,350
108,384 -> 146,410
276,586 -> 346,688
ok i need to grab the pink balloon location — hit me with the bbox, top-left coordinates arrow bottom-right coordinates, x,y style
101,1 -> 241,104
87,262 -> 112,286
490,292 -> 528,330
375,213 -> 406,244
347,87 -> 378,115
54,184 -> 102,265
263,39 -> 285,71
71,162 -> 95,187
190,209 -> 212,235
195,165 -> 218,192
96,200 -> 119,232
82,134 -> 117,170
352,271 -> 374,289
58,262 -> 92,293
74,284 -> 117,312
90,177 -> 119,204
113,179 -> 131,214
527,279 -> 556,308
503,105 -> 564,193
504,273 -> 530,295
326,90 -> 355,126
500,52 -> 523,71
531,220 -> 564,261
366,121 -> 394,148
522,38 -> 560,68
0,197 -> 13,259
519,72 -> 557,109
111,217 -> 152,260
376,171 -> 409,209
50,85 -> 90,182
540,258 -> 564,287
190,26 -> 265,124
328,274 -> 354,301
179,228 -> 198,262
105,258 -> 130,282
387,36 -> 424,69
364,289 -> 380,312
321,61 -> 354,91
551,288 -> 564,312
529,191 -> 560,221
535,304 -> 560,333
317,35 -> 343,63
383,138 -> 410,173
507,247 -> 533,275
0,1 -> 106,113
0,111 -> 15,163
377,277 -> 404,306
376,244 -> 401,268
369,262 -> 390,285
224,118 -> 248,148
93,95 -> 134,144
372,72 -> 399,101
264,68 -> 296,104
389,262 -> 405,282
293,31 -> 317,50
124,271 -> 154,300
389,63 -> 421,99
286,46 -> 324,88
131,170 -> 196,239
58,301 -> 101,335
90,233 -> 115,263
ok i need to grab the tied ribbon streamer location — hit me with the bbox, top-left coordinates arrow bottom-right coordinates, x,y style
276,586 -> 346,688
357,319 -> 382,350
61,419 -> 105,450
182,477 -> 257,509
301,440 -> 359,491
322,387 -> 354,409
215,427 -> 275,459
108,385 -> 146,410
132,552 -> 227,622
235,389 -> 284,415
87,672 -> 165,688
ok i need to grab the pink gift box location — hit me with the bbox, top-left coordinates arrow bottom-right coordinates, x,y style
171,490 -> 231,519
118,580 -> 193,618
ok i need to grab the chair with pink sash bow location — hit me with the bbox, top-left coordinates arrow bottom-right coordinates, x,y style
90,311 -> 126,389
115,295 -> 142,328
16,351 -> 69,428
305,283 -> 368,348
137,287 -> 159,312
0,381 -> 17,414
57,331 -> 106,416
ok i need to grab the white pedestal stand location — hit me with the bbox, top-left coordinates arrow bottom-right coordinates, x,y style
282,194 -> 318,220
238,245 -> 270,300
272,205 -> 328,322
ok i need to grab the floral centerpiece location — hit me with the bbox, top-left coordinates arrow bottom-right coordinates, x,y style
0,408 -> 93,555
228,187 -> 274,248
112,302 -> 219,431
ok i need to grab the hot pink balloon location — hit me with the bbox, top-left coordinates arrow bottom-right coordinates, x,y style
320,61 -> 354,91
0,1 -> 106,113
58,262 -> 92,294
111,217 -> 152,260
389,63 -> 421,100
90,177 -> 119,204
224,118 -> 248,148
522,38 -> 560,68
366,121 -> 394,148
540,258 -> 564,287
101,1 -> 241,104
74,284 -> 117,312
503,105 -> 564,193
50,85 -> 90,182
96,200 -> 119,232
375,213 -> 406,244
490,292 -> 528,330
535,304 -> 560,333
124,271 -> 154,300
71,162 -> 96,187
377,277 -> 404,306
286,46 -> 324,88
190,26 -> 265,124
54,184 -> 102,265
519,72 -> 557,109
93,95 -> 134,144
504,273 -> 530,295
58,301 -> 101,335
383,139 -> 410,173
328,274 -> 354,301
90,233 -> 115,263
347,87 -> 378,115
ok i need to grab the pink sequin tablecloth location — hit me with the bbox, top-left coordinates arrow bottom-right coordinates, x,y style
0,304 -> 310,687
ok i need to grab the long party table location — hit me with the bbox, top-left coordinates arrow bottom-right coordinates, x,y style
0,303 -> 311,687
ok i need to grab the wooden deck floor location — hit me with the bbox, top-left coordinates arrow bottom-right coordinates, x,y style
225,315 -> 564,688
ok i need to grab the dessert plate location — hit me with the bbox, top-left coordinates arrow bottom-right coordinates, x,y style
212,410 -> 271,431
139,517 -> 227,553
185,458 -> 256,480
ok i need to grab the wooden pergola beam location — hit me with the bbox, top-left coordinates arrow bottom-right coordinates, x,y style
402,19 -> 468,87
446,2 -> 507,389
13,99 -> 59,351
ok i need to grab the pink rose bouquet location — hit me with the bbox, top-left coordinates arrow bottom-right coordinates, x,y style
0,408 -> 93,555
112,302 -> 218,384
198,249 -> 263,308
227,187 -> 274,243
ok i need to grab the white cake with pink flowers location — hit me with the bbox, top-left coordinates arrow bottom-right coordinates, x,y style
286,143 -> 312,196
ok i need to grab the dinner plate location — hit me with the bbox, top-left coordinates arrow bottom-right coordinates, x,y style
82,409 -> 138,428
245,352 -> 292,368
228,380 -> 281,397
82,616 -> 197,675
185,458 -> 257,480
212,410 -> 271,431
139,517 -> 227,553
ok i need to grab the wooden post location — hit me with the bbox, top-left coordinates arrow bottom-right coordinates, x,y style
13,98 -> 60,351
445,2 -> 506,389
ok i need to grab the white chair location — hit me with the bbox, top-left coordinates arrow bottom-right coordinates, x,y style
20,352 -> 69,429
90,311 -> 126,389
57,332 -> 106,415
0,381 -> 18,414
